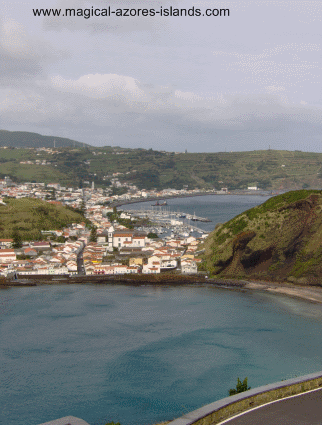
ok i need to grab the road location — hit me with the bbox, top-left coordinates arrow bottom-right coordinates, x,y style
76,247 -> 85,275
219,388 -> 322,425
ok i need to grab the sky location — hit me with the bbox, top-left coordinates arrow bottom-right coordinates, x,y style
1,0 -> 322,152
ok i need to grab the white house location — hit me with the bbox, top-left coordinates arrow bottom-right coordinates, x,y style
160,258 -> 177,270
113,231 -> 146,249
0,249 -> 16,263
181,259 -> 198,274
0,239 -> 13,249
143,255 -> 161,274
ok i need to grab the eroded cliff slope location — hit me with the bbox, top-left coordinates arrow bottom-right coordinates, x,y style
202,190 -> 322,284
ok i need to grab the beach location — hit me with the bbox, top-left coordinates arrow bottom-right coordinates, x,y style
3,274 -> 322,305
243,280 -> 322,304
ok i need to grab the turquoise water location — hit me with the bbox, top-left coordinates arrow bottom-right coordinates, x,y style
2,194 -> 322,425
2,284 -> 322,425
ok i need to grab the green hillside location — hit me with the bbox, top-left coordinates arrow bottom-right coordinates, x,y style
0,130 -> 87,148
0,198 -> 86,240
0,135 -> 322,191
202,190 -> 322,285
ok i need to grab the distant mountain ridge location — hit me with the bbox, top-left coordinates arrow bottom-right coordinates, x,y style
1,130 -> 322,192
0,130 -> 87,148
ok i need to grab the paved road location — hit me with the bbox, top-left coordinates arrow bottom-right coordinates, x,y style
77,247 -> 85,275
220,388 -> 322,425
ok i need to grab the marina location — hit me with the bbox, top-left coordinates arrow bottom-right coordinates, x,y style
127,205 -> 211,236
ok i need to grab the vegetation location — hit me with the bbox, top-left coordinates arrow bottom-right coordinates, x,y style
201,190 -> 322,284
90,226 -> 97,242
229,377 -> 251,396
106,210 -> 134,229
1,134 -> 322,190
12,227 -> 22,248
0,130 -> 86,148
0,198 -> 86,240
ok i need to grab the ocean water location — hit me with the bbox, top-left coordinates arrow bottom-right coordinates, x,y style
2,194 -> 322,425
2,285 -> 322,425
122,194 -> 271,232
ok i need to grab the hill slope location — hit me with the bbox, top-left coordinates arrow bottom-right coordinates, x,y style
202,190 -> 322,285
1,137 -> 322,190
0,198 -> 86,240
0,130 -> 87,148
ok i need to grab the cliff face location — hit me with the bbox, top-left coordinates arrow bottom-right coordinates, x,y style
202,190 -> 322,284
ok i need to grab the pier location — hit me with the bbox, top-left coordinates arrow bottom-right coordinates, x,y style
123,206 -> 211,235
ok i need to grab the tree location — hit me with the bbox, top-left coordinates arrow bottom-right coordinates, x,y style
79,200 -> 86,215
229,377 -> 251,396
12,228 -> 22,249
90,226 -> 97,242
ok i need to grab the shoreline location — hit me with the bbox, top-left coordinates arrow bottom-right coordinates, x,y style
111,191 -> 271,207
210,278 -> 322,304
2,275 -> 322,305
243,280 -> 322,304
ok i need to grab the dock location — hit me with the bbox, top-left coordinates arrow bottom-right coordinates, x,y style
122,206 -> 211,234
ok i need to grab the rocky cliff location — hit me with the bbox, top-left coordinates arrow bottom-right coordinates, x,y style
202,190 -> 322,285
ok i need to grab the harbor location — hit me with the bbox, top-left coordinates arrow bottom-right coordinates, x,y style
126,205 -> 211,236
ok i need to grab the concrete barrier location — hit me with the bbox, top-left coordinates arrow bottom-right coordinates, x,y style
167,370 -> 322,425
38,416 -> 90,425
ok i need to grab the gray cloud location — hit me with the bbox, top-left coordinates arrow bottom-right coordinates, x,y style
2,69 -> 322,151
0,17 -> 68,82
2,0 -> 322,152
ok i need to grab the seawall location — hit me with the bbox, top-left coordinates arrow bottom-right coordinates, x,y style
167,371 -> 322,425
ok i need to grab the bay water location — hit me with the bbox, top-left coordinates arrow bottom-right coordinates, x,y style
2,195 -> 322,425
122,194 -> 272,232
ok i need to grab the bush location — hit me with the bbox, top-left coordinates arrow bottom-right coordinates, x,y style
229,377 -> 251,396
229,218 -> 248,235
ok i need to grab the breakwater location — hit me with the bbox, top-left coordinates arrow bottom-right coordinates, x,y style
1,274 -> 245,287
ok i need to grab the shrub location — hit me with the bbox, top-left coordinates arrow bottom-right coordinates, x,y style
229,377 -> 251,396
228,218 -> 248,235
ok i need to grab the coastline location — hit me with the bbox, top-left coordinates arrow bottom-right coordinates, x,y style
2,275 -> 322,305
111,191 -> 271,207
243,280 -> 322,304
210,278 -> 322,304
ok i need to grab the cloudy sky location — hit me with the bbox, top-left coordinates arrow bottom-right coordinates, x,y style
1,0 -> 322,152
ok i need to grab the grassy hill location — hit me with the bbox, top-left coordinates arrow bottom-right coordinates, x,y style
1,136 -> 322,190
201,190 -> 322,285
0,198 -> 86,240
0,130 -> 87,148
107,149 -> 322,191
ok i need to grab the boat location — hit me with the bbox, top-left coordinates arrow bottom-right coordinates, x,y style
160,200 -> 167,206
191,212 -> 198,221
151,201 -> 160,206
